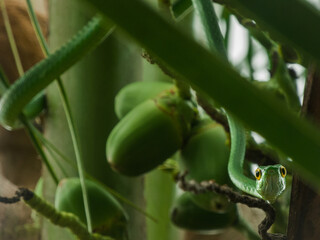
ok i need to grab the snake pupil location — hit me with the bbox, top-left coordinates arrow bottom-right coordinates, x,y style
280,166 -> 286,177
255,168 -> 261,180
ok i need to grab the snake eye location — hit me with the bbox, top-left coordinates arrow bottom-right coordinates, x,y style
255,168 -> 262,180
280,166 -> 287,178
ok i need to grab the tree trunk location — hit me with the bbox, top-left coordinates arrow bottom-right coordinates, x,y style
287,65 -> 320,239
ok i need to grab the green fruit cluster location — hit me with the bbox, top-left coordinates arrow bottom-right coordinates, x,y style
107,81 -> 196,176
107,81 -> 237,233
55,178 -> 128,239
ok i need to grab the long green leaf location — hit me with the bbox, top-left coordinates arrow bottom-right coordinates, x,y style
84,0 -> 320,187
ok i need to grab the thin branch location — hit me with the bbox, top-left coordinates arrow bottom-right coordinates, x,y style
196,94 -> 229,131
0,188 -> 113,240
0,62 -> 59,185
175,171 -> 287,240
142,51 -> 176,79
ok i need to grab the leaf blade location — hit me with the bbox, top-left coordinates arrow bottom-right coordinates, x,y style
85,0 -> 320,186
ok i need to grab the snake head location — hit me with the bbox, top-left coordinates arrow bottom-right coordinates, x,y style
255,164 -> 286,203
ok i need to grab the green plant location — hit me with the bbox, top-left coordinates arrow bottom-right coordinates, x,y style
1,0 -> 320,239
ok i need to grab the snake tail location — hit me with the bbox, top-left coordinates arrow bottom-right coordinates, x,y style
0,15 -> 112,129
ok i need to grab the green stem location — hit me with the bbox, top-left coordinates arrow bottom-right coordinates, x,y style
271,56 -> 300,111
19,115 -> 59,184
233,14 -> 276,52
226,0 -> 318,63
0,72 -> 59,184
31,124 -> 73,166
0,14 -> 58,184
57,82 -> 93,232
171,0 -> 277,53
40,135 -> 69,179
26,0 -> 48,54
23,189 -> 114,240
25,1 -> 93,232
191,0 -> 226,58
174,80 -> 191,99
0,0 -> 24,76
247,34 -> 254,81
223,8 -> 230,49
0,67 -> 11,89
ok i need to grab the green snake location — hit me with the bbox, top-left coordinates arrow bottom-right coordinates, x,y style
0,3 -> 286,204
0,15 -> 112,129
227,114 -> 286,203
189,0 -> 287,203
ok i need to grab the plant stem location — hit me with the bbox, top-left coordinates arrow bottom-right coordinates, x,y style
0,71 -> 59,184
38,132 -> 69,179
0,0 -> 24,76
26,0 -> 48,54
25,0 -> 92,232
223,8 -> 230,49
56,82 -> 93,232
191,0 -> 227,58
174,80 -> 191,99
20,115 -> 59,184
247,34 -> 254,81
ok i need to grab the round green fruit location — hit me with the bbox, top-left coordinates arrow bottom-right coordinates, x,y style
107,88 -> 196,176
115,81 -> 174,119
55,178 -> 128,239
171,192 -> 237,233
179,118 -> 232,213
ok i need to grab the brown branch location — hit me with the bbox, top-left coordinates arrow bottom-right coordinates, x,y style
141,51 -> 176,79
175,172 -> 286,240
0,193 -> 21,204
196,94 -> 230,131
0,188 -> 34,204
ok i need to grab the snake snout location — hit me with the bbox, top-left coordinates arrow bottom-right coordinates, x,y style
266,169 -> 278,176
